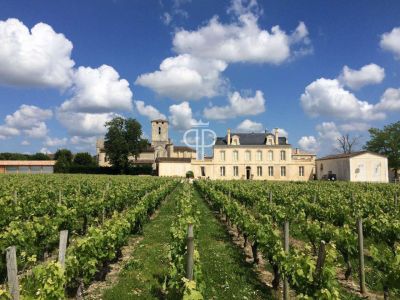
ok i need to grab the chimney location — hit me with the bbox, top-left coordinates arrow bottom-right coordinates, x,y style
274,128 -> 279,145
227,128 -> 231,145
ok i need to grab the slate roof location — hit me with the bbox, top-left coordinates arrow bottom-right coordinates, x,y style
214,133 -> 288,146
316,151 -> 387,161
173,146 -> 196,152
156,157 -> 192,163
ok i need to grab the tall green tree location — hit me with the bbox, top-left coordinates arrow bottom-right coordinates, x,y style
73,152 -> 95,166
54,149 -> 73,173
365,121 -> 400,179
104,117 -> 148,173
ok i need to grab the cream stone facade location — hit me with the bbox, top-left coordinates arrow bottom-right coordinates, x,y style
316,151 -> 389,183
158,128 -> 316,181
96,119 -> 196,169
97,120 -> 389,183
0,160 -> 56,174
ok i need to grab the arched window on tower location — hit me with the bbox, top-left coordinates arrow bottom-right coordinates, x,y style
158,127 -> 161,135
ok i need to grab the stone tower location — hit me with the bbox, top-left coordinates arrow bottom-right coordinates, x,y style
151,119 -> 169,148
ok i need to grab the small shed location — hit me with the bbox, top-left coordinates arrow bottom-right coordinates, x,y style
0,160 -> 56,174
316,151 -> 388,183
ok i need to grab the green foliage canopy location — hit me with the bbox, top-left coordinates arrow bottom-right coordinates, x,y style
365,121 -> 400,178
104,117 -> 148,173
73,152 -> 95,166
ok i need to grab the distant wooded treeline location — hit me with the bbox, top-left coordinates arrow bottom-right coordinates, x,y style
0,152 -> 51,160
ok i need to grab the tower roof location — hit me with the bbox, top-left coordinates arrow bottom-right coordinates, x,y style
151,119 -> 168,123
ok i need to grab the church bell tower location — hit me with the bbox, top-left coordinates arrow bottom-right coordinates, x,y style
151,119 -> 169,148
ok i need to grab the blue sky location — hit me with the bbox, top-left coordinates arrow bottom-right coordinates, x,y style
0,0 -> 399,155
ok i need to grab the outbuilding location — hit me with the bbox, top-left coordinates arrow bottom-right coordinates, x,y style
0,160 -> 56,174
316,151 -> 388,183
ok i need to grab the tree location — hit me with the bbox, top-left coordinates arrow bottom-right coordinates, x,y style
54,149 -> 73,173
30,153 -> 50,160
104,117 -> 148,173
336,134 -> 360,154
73,152 -> 95,166
364,121 -> 400,179
54,149 -> 73,162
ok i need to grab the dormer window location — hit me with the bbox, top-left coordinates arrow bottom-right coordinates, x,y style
231,135 -> 240,145
266,136 -> 274,145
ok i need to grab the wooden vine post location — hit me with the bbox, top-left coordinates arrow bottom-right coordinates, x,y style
395,192 -> 398,209
269,191 -> 273,204
186,224 -> 194,280
357,218 -> 366,294
283,221 -> 290,300
58,230 -> 68,268
6,246 -> 20,300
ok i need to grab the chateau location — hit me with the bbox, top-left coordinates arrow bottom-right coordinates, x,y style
96,119 -> 196,169
97,119 -> 316,181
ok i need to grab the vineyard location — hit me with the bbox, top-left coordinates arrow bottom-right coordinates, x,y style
0,174 -> 399,299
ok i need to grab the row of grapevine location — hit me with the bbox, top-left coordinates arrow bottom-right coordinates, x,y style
195,180 -> 340,299
0,175 -> 178,299
208,180 -> 400,299
165,182 -> 203,299
0,175 -> 168,280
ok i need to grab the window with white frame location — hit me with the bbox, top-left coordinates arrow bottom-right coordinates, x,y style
268,150 -> 274,161
220,151 -> 225,161
220,166 -> 226,176
233,166 -> 239,176
256,150 -> 262,161
233,150 -> 238,161
245,150 -> 251,161
257,166 -> 262,176
281,166 -> 286,177
280,150 -> 286,161
268,166 -> 274,176
299,166 -> 305,177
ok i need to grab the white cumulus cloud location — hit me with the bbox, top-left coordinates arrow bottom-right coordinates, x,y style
136,54 -> 227,100
300,78 -> 385,121
0,126 -> 20,140
168,101 -> 197,130
298,136 -> 319,153
203,90 -> 265,120
375,87 -> 400,111
235,119 -> 263,132
339,122 -> 370,132
60,65 -> 133,113
172,13 -> 310,64
380,27 -> 400,59
339,63 -> 385,90
0,18 -> 74,89
57,111 -> 118,137
135,100 -> 166,120
5,105 -> 53,129
44,136 -> 68,147
316,122 -> 341,142
24,122 -> 48,139
0,105 -> 52,139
